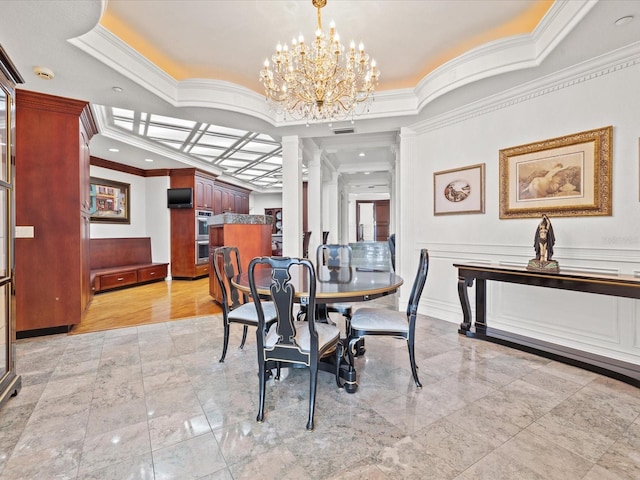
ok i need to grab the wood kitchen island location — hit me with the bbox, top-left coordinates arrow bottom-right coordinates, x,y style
208,213 -> 273,304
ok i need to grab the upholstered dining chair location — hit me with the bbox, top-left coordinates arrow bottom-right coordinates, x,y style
302,231 -> 312,258
388,234 -> 396,271
316,244 -> 353,330
347,248 -> 429,387
248,256 -> 341,430
212,246 -> 277,363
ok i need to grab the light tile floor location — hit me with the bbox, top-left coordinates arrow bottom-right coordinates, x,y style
1,302 -> 639,479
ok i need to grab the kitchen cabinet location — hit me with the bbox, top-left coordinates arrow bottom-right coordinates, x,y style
169,169 -> 216,278
213,180 -> 250,215
195,173 -> 214,210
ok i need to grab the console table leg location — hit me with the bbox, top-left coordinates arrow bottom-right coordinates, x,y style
475,278 -> 487,334
458,276 -> 474,334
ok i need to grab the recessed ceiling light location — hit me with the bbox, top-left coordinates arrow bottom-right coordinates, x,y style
364,172 -> 371,175
112,86 -> 123,93
359,152 -> 366,157
144,158 -> 154,163
108,148 -> 119,152
615,15 -> 633,26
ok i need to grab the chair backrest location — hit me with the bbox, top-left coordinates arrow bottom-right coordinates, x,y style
212,246 -> 246,312
406,249 -> 429,318
302,231 -> 312,258
249,256 -> 318,361
322,231 -> 330,244
388,234 -> 396,271
316,244 -> 352,269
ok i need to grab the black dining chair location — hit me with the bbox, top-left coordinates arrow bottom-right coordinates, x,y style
388,233 -> 396,271
212,246 -> 277,363
248,256 -> 341,430
316,244 -> 353,328
347,248 -> 429,387
302,231 -> 312,258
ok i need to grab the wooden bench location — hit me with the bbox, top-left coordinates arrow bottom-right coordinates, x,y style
90,237 -> 168,293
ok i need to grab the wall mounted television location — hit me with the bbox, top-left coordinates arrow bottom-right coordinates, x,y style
167,187 -> 193,209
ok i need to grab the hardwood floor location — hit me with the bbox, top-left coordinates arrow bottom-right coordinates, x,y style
71,277 -> 222,335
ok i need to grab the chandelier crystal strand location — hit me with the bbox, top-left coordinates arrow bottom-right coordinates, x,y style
260,0 -> 379,122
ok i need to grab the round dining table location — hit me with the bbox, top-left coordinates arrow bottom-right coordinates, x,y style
232,265 -> 403,304
232,265 -> 403,393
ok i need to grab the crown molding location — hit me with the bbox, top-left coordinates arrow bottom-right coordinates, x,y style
414,0 -> 596,111
411,40 -> 640,134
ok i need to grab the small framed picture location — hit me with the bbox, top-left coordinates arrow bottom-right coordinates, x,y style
89,177 -> 130,224
433,163 -> 485,215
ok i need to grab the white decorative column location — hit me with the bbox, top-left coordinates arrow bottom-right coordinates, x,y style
323,171 -> 339,244
281,135 -> 303,257
398,127 -> 416,307
339,179 -> 349,244
307,149 -> 323,258
389,143 -> 398,236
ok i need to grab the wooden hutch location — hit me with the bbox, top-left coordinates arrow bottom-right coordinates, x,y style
15,90 -> 98,334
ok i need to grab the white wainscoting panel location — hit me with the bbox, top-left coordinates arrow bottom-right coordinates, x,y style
417,241 -> 640,366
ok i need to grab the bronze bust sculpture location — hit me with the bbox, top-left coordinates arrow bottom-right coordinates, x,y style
527,214 -> 559,272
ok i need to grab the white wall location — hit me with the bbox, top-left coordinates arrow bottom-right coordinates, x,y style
250,192 -> 282,214
89,166 -> 171,265
400,48 -> 640,365
145,176 -> 171,265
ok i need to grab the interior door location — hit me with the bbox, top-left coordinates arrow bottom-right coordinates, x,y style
356,199 -> 390,242
374,200 -> 390,241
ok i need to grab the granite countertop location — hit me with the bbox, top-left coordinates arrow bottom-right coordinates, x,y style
208,213 -> 273,225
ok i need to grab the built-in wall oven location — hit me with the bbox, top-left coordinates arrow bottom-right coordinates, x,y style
196,210 -> 213,241
196,210 -> 213,264
196,240 -> 209,265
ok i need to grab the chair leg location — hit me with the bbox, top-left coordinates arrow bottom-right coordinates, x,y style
354,337 -> 366,356
257,361 -> 267,423
239,325 -> 249,349
347,337 -> 358,374
335,343 -> 343,388
219,322 -> 230,363
407,339 -> 422,388
307,362 -> 318,431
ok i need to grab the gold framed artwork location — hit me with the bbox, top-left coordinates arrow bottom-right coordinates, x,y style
433,163 -> 485,215
499,126 -> 612,219
89,177 -> 130,224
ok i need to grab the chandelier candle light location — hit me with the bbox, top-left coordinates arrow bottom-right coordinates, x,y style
260,0 -> 380,122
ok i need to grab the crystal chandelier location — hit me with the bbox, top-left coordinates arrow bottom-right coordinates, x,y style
259,0 -> 380,122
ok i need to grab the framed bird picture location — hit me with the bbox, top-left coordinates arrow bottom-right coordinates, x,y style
433,163 -> 485,215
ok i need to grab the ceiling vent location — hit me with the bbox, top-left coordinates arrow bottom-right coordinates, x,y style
331,127 -> 355,135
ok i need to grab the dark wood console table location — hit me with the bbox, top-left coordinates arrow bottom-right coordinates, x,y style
455,263 -> 640,387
